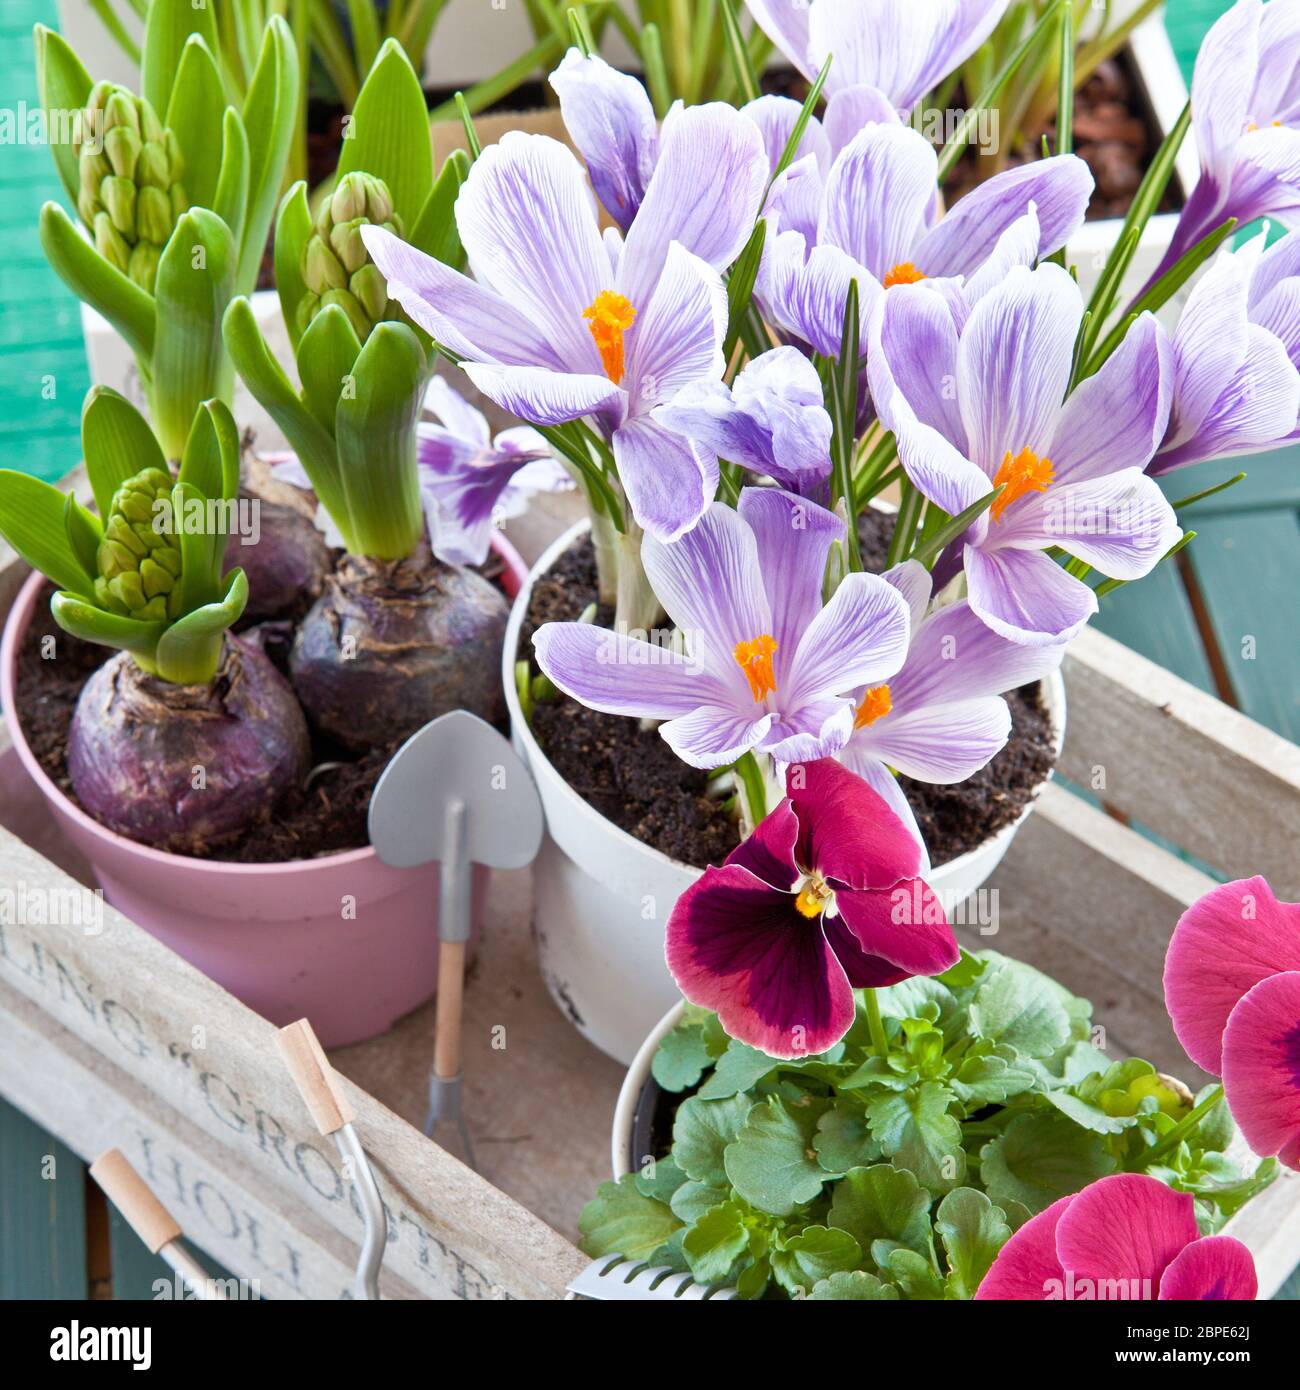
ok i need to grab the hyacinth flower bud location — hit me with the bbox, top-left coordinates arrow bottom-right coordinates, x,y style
93,467 -> 184,622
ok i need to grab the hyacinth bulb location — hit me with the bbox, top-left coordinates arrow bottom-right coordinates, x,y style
75,82 -> 187,293
298,171 -> 406,342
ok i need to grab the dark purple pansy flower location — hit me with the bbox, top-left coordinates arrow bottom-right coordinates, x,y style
665,758 -> 956,1059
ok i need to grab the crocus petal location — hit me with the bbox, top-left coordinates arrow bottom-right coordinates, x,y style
743,0 -> 816,81
454,132 -> 610,374
1250,274 -> 1300,370
419,446 -> 541,566
1192,0 -> 1260,182
787,757 -> 923,890
742,93 -> 831,178
1249,226 -> 1300,310
1048,313 -> 1171,486
1221,971 -> 1300,1169
725,797 -> 802,893
870,279 -> 966,448
765,153 -> 828,245
666,863 -> 855,1058
461,361 -> 624,429
618,102 -> 768,309
854,697 -> 1012,784
613,415 -> 719,545
818,122 -> 938,280
915,155 -> 1093,279
1158,1237 -> 1259,1302
833,879 -> 959,982
532,622 -> 724,720
881,559 -> 932,637
957,263 -> 1082,478
959,206 -> 1043,307
549,48 -> 658,232
1163,876 -> 1300,1075
974,1195 -> 1072,1300
660,705 -> 773,769
965,543 -> 1098,647
1054,1174 -> 1200,1294
835,746 -> 931,871
361,225 -> 565,368
423,374 -> 490,447
757,231 -> 881,360
889,413 -> 994,531
764,698 -> 857,765
823,85 -> 905,158
785,570 -> 911,708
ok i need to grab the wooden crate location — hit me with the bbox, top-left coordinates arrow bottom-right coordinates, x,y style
1,521 -> 1298,1299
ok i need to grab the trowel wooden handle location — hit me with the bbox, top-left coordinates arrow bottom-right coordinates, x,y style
90,1149 -> 182,1255
277,1018 -> 355,1134
433,940 -> 467,1079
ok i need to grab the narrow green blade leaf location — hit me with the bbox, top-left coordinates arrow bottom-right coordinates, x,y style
178,398 -> 241,506
165,35 -> 227,210
718,0 -> 759,105
64,494 -> 102,581
346,0 -> 382,80
408,150 -> 470,265
40,202 -> 156,365
153,569 -> 248,684
169,480 -> 220,612
142,0 -> 220,123
0,471 -> 96,596
909,487 -> 1005,569
767,55 -> 831,191
213,107 -> 251,252
80,386 -> 166,520
33,24 -> 93,210
297,304 -> 363,431
724,219 -> 766,361
237,16 -> 300,297
338,38 -> 435,228
273,180 -> 313,354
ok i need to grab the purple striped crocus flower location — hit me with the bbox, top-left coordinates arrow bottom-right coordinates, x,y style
532,488 -> 911,768
838,561 -> 1065,862
1154,229 -> 1300,472
1146,0 -> 1300,289
871,263 -> 1182,646
666,757 -> 956,1058
361,101 -> 769,544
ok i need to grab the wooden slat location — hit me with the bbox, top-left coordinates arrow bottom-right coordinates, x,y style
1061,627 -> 1300,897
0,1095 -> 87,1299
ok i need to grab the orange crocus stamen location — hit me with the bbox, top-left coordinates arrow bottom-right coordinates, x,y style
583,290 -> 637,384
734,633 -> 778,703
884,261 -> 927,289
854,684 -> 893,730
991,447 -> 1055,522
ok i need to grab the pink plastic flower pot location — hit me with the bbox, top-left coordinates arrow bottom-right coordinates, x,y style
0,534 -> 528,1048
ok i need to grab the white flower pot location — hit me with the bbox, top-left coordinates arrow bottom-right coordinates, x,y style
503,520 -> 1067,1068
611,1001 -> 685,1179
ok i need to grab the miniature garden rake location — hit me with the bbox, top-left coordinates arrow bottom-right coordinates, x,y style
566,1256 -> 738,1300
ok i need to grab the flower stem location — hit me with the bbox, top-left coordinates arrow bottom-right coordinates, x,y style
863,989 -> 889,1058
1132,1084 -> 1225,1169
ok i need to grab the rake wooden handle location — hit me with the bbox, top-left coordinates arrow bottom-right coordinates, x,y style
90,1149 -> 182,1255
433,940 -> 467,1079
277,1018 -> 354,1134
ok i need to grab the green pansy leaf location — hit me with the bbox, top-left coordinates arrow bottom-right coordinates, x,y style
672,1094 -> 753,1188
934,1187 -> 1012,1300
697,1039 -> 780,1098
724,1094 -> 826,1217
937,949 -> 988,990
670,1180 -> 729,1225
1045,1089 -> 1137,1135
682,1200 -> 750,1285
165,35 -> 226,211
807,1270 -> 900,1300
876,976 -> 959,1025
884,1247 -> 946,1300
651,1021 -> 713,1093
814,1101 -> 882,1174
0,471 -> 95,596
578,1175 -> 682,1263
865,1081 -> 966,1195
979,1110 -> 1116,1217
969,960 -> 1072,1060
771,1225 -> 861,1296
827,1163 -> 931,1255
33,25 -> 94,209
1059,1040 -> 1112,1085
1192,1083 -> 1235,1153
950,1049 -> 1038,1108
632,1156 -> 685,1206
735,1254 -> 771,1300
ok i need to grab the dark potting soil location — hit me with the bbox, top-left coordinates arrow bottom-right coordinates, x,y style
521,534 -> 1057,870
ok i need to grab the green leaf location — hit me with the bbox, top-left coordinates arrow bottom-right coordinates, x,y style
273,181 -> 314,355
80,386 -> 166,522
338,38 -> 434,228
950,1049 -> 1038,1108
696,1039 -> 779,1099
807,1270 -> 899,1301
64,494 -> 102,580
346,0 -> 382,80
49,591 -> 168,665
937,949 -> 988,991
213,108 -> 250,253
297,305 -> 363,432
682,1200 -> 750,1285
670,1180 -> 728,1225
632,1156 -> 685,1206
970,960 -> 1073,1059
865,1082 -> 966,1195
651,1023 -> 713,1093
1045,1090 -> 1137,1135
579,1175 -> 681,1262
409,150 -> 470,266
237,17 -> 300,297
827,1163 -> 931,1256
723,219 -> 766,362
814,1101 -> 882,1174
165,35 -> 226,211
724,1095 -> 826,1217
334,322 -> 426,559
934,1188 -> 1011,1300
672,1094 -> 752,1188
771,1225 -> 861,1296
154,567 -> 247,683
178,397 -> 240,507
142,0 -> 220,123
1191,1083 -> 1235,1153
979,1111 -> 1116,1216
883,1246 -> 946,1300
0,471 -> 95,596
40,202 -> 156,366
152,209 -> 236,461
33,24 -> 94,209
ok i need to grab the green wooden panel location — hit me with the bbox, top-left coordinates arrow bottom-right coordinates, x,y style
1093,555 -> 1216,692
0,1097 -> 87,1299
107,1208 -> 178,1300
1160,448 -> 1300,518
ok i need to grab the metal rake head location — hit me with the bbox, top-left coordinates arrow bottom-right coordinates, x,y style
566,1257 -> 737,1301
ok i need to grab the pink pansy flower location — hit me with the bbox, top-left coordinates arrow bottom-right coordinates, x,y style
665,758 -> 957,1059
1163,875 -> 1300,1170
976,1174 -> 1258,1301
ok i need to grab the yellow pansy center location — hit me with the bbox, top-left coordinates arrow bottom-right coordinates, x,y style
884,261 -> 927,289
734,634 -> 778,703
992,447 -> 1055,522
794,872 -> 834,919
583,290 -> 636,384
854,684 -> 893,730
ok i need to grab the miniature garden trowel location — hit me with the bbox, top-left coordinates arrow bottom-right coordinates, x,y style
368,710 -> 544,1167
